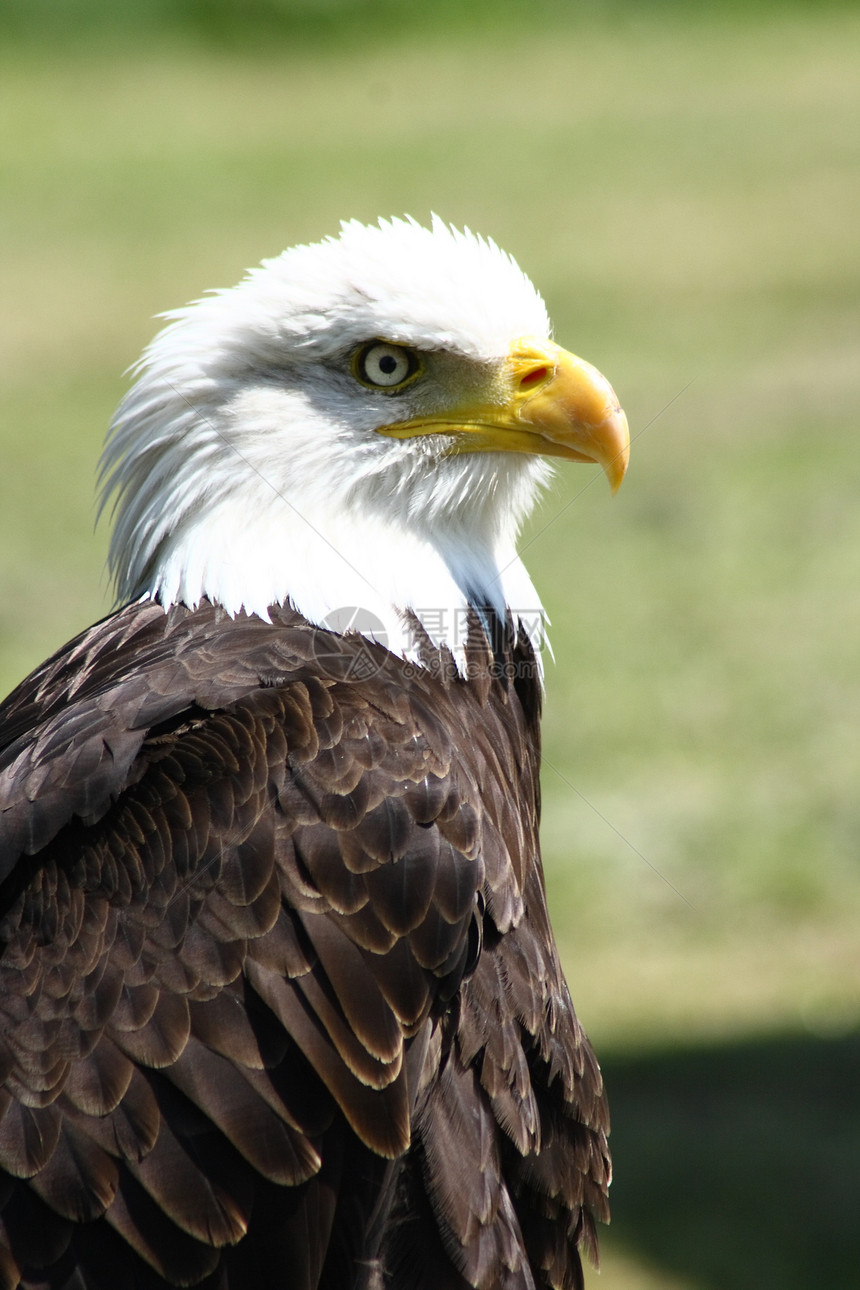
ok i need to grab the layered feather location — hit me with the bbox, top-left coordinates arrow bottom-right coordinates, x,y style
0,601 -> 609,1288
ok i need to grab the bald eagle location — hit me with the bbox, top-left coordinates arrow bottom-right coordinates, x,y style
0,218 -> 628,1290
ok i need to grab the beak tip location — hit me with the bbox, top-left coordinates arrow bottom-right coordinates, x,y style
603,409 -> 630,495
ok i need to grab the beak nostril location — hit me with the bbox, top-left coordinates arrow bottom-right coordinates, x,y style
519,365 -> 549,391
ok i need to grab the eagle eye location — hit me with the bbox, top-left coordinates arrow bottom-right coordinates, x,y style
352,341 -> 422,392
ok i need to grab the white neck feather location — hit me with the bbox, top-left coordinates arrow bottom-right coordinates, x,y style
147,486 -> 546,668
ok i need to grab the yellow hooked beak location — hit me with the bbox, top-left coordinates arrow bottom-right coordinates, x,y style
376,337 -> 630,493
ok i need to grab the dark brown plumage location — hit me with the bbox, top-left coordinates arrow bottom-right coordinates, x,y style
0,598 -> 610,1289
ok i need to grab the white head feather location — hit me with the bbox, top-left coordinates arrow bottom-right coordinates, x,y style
100,216 -> 555,667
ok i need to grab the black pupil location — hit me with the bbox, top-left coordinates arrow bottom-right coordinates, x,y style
379,353 -> 399,375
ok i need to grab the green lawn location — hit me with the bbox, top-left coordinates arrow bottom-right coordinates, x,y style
1,6 -> 859,1286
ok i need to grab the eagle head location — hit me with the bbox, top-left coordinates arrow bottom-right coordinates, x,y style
100,216 -> 628,665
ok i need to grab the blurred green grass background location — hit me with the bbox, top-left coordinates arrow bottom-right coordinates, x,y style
1,3 -> 858,1286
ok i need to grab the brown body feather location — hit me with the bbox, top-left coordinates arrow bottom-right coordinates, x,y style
0,599 -> 609,1289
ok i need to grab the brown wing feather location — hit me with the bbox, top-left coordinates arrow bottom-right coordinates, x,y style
0,600 -> 609,1288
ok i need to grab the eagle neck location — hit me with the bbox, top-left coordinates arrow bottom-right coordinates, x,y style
141,493 -> 546,675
